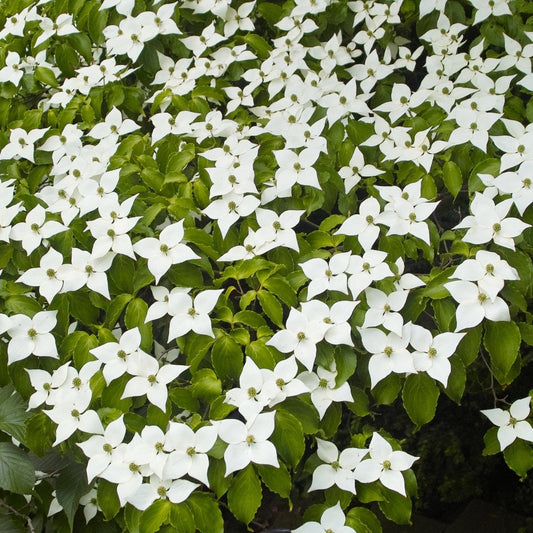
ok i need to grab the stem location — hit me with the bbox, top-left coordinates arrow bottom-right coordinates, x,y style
0,500 -> 35,533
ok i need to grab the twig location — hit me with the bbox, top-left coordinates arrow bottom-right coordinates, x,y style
0,500 -> 35,533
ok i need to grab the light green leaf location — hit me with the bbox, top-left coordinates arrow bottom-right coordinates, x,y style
227,465 -> 262,525
257,462 -> 291,499
139,500 -> 171,533
185,493 -> 224,533
257,290 -> 284,327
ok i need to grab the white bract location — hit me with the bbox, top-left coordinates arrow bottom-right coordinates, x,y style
481,397 -> 533,451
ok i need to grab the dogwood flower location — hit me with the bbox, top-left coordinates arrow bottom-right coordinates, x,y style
354,432 -> 418,496
358,325 -> 415,388
444,280 -> 510,331
481,397 -> 533,451
0,127 -> 49,163
121,356 -> 188,411
409,324 -> 465,386
451,250 -> 519,300
293,502 -> 356,533
133,220 -> 200,283
78,415 -> 126,482
362,288 -> 408,336
453,193 -> 530,250
167,289 -> 223,340
217,411 -> 279,476
266,307 -> 329,370
7,311 -> 58,364
299,364 -> 354,419
300,252 -> 351,300
309,439 -> 367,494
16,247 -> 66,303
163,422 -> 218,485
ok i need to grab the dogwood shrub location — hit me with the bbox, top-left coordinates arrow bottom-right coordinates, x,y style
0,0 -> 532,531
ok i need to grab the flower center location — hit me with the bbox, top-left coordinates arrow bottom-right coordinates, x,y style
27,328 -> 37,339
384,346 -> 393,356
297,331 -> 306,341
247,387 -> 257,398
103,443 -> 113,453
492,223 -> 501,232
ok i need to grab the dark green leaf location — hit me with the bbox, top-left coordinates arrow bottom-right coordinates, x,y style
0,442 -> 35,494
56,460 -> 89,530
484,321 -> 521,383
402,373 -> 439,426
271,410 -> 305,468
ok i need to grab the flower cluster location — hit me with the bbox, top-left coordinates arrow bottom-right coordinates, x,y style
0,0 -> 531,530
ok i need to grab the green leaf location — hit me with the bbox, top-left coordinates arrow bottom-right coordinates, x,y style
378,489 -> 412,525
0,442 -> 35,494
139,500 -> 171,533
245,341 -> 276,370
482,427 -> 500,456
257,462 -> 291,499
56,460 -> 89,530
207,458 -> 232,499
442,161 -> 463,198
169,503 -> 195,533
185,493 -> 224,533
444,356 -> 466,404
263,276 -> 297,307
278,398 -> 319,434
484,321 -> 521,383
124,504 -> 142,533
190,369 -> 222,401
125,298 -> 152,352
456,325 -> 481,366
271,410 -> 305,468
402,373 -> 440,426
97,479 -> 120,520
104,294 -> 133,328
257,290 -> 284,327
346,507 -> 383,533
25,412 -> 55,456
0,386 -> 28,442
503,439 -> 533,478
243,34 -> 272,59
227,465 -> 262,525
211,334 -> 243,382
4,295 -> 42,317
371,374 -> 402,405
35,66 -> 58,87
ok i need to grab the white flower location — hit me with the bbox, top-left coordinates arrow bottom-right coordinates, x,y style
133,220 -> 200,283
163,422 -> 218,485
481,397 -> 533,451
354,433 -> 418,496
122,356 -> 188,411
409,324 -> 465,386
78,415 -> 126,482
217,411 -> 279,476
451,250 -> 519,300
444,280 -> 510,331
358,325 -> 415,388
362,288 -> 408,337
167,289 -> 223,340
0,127 -> 49,163
293,502 -> 356,533
266,307 -> 329,371
454,193 -> 530,250
299,364 -> 354,419
336,197 -> 382,250
309,439 -> 367,494
299,252 -> 351,300
7,311 -> 58,364
16,248 -> 66,303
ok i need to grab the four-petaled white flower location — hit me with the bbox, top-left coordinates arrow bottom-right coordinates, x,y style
217,411 -> 279,476
354,432 -> 418,496
481,397 -> 533,451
